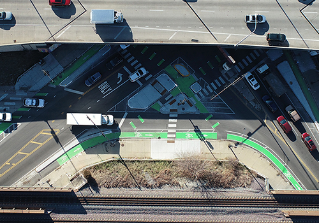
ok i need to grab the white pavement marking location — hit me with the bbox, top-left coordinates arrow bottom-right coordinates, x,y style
168,134 -> 176,138
131,60 -> 138,66
238,62 -> 245,69
102,79 -> 129,98
242,58 -> 248,66
249,52 -> 256,60
119,112 -> 128,128
123,53 -> 131,59
134,63 -> 142,69
169,32 -> 177,40
169,113 -> 178,117
202,88 -> 209,95
169,119 -> 177,122
57,26 -> 71,38
123,66 -> 132,75
206,85 -> 213,93
215,79 -> 221,87
246,55 -> 252,63
136,80 -> 143,86
114,27 -> 126,40
127,56 -> 134,62
219,76 -> 225,84
64,88 -> 84,95
224,34 -> 231,41
150,10 -> 164,11
210,82 -> 217,90
198,91 -> 205,98
145,74 -> 152,80
234,65 -> 241,72
168,124 -> 176,127
253,50 -> 260,57
168,129 -> 176,132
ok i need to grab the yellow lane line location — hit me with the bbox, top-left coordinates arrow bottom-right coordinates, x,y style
0,129 -> 60,178
30,141 -> 42,145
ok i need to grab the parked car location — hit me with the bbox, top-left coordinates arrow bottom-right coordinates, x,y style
0,113 -> 12,122
276,116 -> 292,133
262,95 -> 278,113
23,98 -> 45,108
85,72 -> 102,87
301,132 -> 316,151
129,67 -> 147,82
244,72 -> 260,90
0,11 -> 12,20
49,0 -> 71,6
266,33 -> 286,46
245,14 -> 266,23
106,55 -> 123,70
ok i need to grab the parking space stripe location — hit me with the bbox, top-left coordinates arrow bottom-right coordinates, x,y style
215,55 -> 221,63
246,55 -> 252,63
207,61 -> 214,69
219,76 -> 225,84
138,115 -> 144,123
157,59 -> 165,66
130,121 -> 137,129
141,46 -> 148,54
149,52 -> 156,60
212,122 -> 220,128
199,67 -> 206,75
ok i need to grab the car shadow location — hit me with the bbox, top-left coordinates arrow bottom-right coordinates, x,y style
268,40 -> 289,47
246,22 -> 269,35
287,131 -> 296,142
94,20 -> 133,42
51,2 -> 76,19
0,16 -> 16,30
310,150 -> 319,161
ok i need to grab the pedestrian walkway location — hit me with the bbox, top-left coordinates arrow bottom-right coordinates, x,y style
14,129 -> 296,191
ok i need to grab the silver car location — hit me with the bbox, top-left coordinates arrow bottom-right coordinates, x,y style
23,98 -> 45,108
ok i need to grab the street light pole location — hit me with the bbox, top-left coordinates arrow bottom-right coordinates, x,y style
234,14 -> 258,47
86,115 -> 107,138
42,70 -> 54,82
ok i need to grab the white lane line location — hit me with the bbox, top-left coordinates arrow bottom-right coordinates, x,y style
119,112 -> 128,128
114,26 -> 126,40
57,26 -> 71,38
150,10 -> 164,11
64,88 -> 84,95
169,32 -> 177,40
304,12 -> 317,13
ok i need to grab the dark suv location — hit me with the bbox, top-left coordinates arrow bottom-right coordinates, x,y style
106,55 -> 123,70
266,33 -> 286,46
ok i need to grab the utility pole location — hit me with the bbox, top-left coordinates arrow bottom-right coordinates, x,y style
42,70 -> 54,82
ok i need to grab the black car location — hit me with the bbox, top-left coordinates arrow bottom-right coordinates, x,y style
85,72 -> 101,87
262,95 -> 278,113
266,33 -> 286,46
106,55 -> 123,70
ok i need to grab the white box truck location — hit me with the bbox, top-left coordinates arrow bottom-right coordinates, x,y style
67,113 -> 114,126
90,9 -> 123,24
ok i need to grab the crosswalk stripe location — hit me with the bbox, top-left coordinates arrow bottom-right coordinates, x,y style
123,53 -> 131,59
123,66 -> 132,75
206,85 -> 213,93
131,60 -> 138,66
168,124 -> 176,127
202,88 -> 209,95
145,74 -> 152,80
198,91 -> 205,98
238,62 -> 245,69
234,65 -> 241,72
127,56 -> 134,62
246,55 -> 252,63
242,58 -> 248,66
136,80 -> 143,86
254,50 -> 260,57
249,52 -> 256,60
134,63 -> 142,69
219,76 -> 225,84
215,79 -> 221,87
222,73 -> 229,81
210,82 -> 217,90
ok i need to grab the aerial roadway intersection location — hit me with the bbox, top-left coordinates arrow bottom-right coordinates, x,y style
0,0 -> 318,49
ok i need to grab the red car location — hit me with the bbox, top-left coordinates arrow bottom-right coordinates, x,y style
301,132 -> 317,151
276,116 -> 292,133
49,0 -> 71,6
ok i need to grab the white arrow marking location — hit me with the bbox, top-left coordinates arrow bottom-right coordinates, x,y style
117,73 -> 123,84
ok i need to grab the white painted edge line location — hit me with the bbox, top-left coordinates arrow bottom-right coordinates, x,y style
119,112 -> 128,128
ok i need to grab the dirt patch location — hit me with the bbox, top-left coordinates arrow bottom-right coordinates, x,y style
0,51 -> 48,86
83,158 -> 260,190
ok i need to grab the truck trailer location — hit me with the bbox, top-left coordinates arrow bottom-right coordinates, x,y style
66,113 -> 114,126
90,9 -> 123,24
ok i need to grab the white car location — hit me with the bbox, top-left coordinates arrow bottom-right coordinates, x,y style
0,11 -> 12,20
129,67 -> 147,82
245,14 -> 266,23
245,72 -> 260,90
0,113 -> 12,122
23,98 -> 45,108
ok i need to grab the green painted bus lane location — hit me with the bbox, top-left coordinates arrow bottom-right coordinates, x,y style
227,134 -> 302,190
